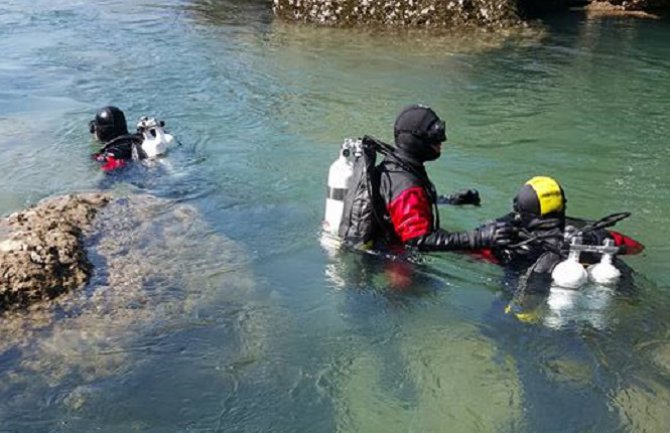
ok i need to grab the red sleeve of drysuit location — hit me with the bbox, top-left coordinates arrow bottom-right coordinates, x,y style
387,186 -> 433,243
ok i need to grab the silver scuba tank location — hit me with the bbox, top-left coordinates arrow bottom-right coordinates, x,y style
323,138 -> 361,237
136,116 -> 174,158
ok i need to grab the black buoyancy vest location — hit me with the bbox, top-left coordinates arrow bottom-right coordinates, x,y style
99,134 -> 145,160
338,138 -> 393,249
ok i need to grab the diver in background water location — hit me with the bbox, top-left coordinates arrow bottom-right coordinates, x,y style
89,106 -> 145,172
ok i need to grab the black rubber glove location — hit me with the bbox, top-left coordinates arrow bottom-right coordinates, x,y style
471,221 -> 517,248
437,189 -> 481,206
407,221 -> 517,252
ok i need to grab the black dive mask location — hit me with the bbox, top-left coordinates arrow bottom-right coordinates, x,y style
396,119 -> 447,144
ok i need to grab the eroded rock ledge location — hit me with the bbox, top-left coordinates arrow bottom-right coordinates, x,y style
272,0 -> 669,27
0,193 -> 111,311
273,0 -> 525,27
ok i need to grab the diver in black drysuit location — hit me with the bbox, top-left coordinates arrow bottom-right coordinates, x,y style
89,106 -> 146,172
374,104 -> 515,252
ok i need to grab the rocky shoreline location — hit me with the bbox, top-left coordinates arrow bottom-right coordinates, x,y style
272,0 -> 669,28
0,193 -> 111,312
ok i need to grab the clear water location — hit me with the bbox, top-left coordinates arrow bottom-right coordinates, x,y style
1,1 -> 670,432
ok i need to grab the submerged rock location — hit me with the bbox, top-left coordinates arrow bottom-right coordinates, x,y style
0,193 -> 111,312
1,194 -> 260,387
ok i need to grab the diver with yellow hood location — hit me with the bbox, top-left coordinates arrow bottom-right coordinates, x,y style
475,176 -> 644,292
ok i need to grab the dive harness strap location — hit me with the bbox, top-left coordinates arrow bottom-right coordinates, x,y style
507,212 -> 632,258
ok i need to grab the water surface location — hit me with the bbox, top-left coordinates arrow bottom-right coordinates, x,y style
1,1 -> 669,432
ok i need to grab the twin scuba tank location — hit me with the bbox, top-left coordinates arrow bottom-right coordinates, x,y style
551,235 -> 621,288
136,116 -> 175,159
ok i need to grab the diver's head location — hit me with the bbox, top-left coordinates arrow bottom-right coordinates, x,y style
89,106 -> 128,142
393,104 -> 447,162
513,176 -> 566,225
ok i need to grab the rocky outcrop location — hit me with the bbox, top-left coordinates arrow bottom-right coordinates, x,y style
578,1 -> 664,17
608,0 -> 670,10
0,193 -> 111,312
273,0 -> 525,28
272,0 -> 669,27
0,194 -> 257,389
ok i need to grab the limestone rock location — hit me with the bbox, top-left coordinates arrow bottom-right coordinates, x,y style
0,193 -> 111,311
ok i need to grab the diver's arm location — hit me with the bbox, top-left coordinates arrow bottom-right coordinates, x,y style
387,186 -> 515,251
407,222 -> 516,252
386,186 -> 434,243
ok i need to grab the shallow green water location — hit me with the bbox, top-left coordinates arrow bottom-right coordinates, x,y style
1,1 -> 670,432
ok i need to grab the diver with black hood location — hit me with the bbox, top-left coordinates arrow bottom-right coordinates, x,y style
89,106 -> 145,172
376,104 -> 516,251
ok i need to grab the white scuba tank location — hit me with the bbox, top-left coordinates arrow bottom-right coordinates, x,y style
587,239 -> 621,285
551,236 -> 588,289
136,116 -> 175,158
551,235 -> 623,289
323,139 -> 359,237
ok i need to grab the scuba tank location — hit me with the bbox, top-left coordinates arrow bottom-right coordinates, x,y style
551,236 -> 588,289
136,116 -> 174,158
323,138 -> 361,237
587,239 -> 621,285
551,234 -> 623,288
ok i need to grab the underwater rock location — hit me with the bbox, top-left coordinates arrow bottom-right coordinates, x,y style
612,378 -> 670,432
0,193 -> 111,312
1,194 -> 259,386
333,323 -> 523,432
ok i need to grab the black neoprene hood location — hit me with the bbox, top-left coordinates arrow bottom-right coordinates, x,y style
393,105 -> 446,162
91,106 -> 128,142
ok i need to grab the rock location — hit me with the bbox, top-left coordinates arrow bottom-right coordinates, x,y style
0,193 -> 111,312
273,0 -> 525,28
0,194 -> 259,389
610,0 -> 670,10
272,0 -> 669,27
580,0 -> 663,17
